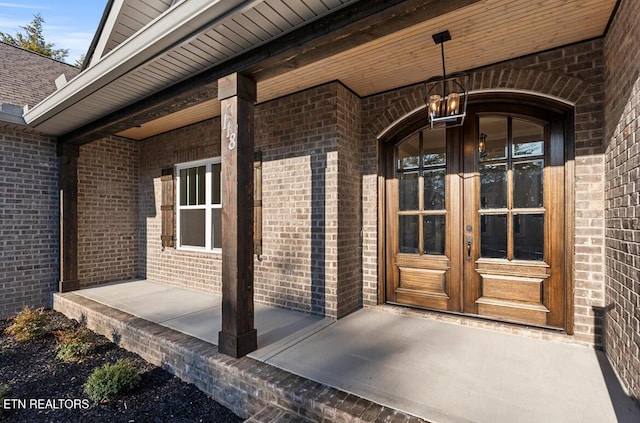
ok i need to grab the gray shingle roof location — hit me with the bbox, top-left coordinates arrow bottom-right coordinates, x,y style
0,41 -> 80,109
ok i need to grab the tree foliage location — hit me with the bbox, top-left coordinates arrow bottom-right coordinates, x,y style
0,13 -> 68,61
74,53 -> 86,69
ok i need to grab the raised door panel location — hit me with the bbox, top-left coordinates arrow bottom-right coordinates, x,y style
464,106 -> 565,329
387,127 -> 462,312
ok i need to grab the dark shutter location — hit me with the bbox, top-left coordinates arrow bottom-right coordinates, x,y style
254,152 -> 262,257
161,167 -> 175,248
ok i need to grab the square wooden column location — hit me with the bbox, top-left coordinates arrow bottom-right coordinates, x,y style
57,143 -> 79,293
217,73 -> 257,358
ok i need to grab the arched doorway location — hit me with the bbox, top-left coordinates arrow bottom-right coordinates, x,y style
381,94 -> 573,330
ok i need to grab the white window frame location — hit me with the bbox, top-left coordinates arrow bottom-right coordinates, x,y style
175,157 -> 222,253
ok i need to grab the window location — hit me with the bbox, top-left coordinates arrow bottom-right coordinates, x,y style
176,158 -> 222,251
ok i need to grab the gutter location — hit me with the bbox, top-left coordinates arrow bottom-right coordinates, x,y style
0,103 -> 26,126
24,0 -> 262,131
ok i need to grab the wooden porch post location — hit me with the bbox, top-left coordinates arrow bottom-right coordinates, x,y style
57,143 -> 79,293
217,73 -> 257,358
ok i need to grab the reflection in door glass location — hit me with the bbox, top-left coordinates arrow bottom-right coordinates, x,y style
423,168 -> 446,210
399,172 -> 419,211
397,134 -> 420,170
480,164 -> 507,209
422,128 -> 446,166
395,127 -> 447,256
514,214 -> 544,260
479,117 -> 507,161
399,215 -> 419,253
423,215 -> 445,255
514,160 -> 544,208
480,214 -> 507,259
513,119 -> 544,157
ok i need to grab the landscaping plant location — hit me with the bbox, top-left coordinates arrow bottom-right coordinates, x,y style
3,307 -> 49,341
83,359 -> 140,403
55,327 -> 94,362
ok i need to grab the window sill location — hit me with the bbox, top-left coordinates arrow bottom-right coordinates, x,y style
175,246 -> 222,256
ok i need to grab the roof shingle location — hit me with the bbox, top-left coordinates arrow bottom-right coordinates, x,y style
0,41 -> 80,109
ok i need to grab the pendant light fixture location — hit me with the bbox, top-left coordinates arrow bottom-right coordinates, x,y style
424,30 -> 469,128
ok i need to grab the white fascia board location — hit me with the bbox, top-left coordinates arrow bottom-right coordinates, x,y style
88,0 -> 125,68
25,0 -> 259,131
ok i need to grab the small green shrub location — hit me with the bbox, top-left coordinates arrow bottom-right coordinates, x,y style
4,307 -> 49,341
55,328 -> 94,362
84,359 -> 140,403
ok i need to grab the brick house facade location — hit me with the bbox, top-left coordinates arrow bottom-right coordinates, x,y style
1,0 -> 638,404
0,43 -> 79,318
76,39 -> 607,341
603,0 -> 640,402
0,130 -> 59,317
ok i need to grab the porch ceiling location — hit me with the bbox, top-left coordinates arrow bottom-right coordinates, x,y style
26,0 -> 616,142
24,0 -> 358,137
119,0 -> 617,140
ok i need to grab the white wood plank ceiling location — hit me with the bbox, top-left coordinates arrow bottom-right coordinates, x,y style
259,0 -> 615,99
28,0 -> 616,139
119,0 -> 617,140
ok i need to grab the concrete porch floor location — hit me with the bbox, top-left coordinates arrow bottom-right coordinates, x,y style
71,279 -> 639,423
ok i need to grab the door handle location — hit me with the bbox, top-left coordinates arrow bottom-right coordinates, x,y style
466,235 -> 473,259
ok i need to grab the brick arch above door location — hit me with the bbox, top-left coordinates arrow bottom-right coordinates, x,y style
372,68 -> 590,141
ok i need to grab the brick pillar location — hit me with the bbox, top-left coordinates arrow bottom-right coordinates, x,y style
57,143 -> 79,292
217,73 -> 257,358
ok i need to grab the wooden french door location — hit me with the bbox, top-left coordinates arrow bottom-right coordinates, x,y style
385,101 -> 567,329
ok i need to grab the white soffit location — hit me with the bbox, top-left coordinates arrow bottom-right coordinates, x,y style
23,0 -> 356,136
89,0 -> 174,66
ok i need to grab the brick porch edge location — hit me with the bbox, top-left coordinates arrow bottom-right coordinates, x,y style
53,293 -> 427,422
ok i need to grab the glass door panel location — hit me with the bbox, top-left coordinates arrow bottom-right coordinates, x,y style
389,127 -> 453,311
477,116 -> 545,261
471,113 -> 554,327
395,128 -> 446,257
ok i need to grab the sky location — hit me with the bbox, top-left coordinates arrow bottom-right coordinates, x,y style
0,1 -> 106,65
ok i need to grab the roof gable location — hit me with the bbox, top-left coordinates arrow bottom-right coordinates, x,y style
85,0 -> 173,68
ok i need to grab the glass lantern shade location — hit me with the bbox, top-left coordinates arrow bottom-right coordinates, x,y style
424,74 -> 469,128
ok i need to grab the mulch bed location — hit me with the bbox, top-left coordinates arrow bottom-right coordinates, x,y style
0,309 -> 243,423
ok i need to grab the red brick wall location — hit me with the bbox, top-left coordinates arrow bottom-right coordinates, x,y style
254,83 -> 340,316
78,137 -> 140,287
138,83 -> 361,319
0,129 -> 59,317
336,84 -> 362,318
139,118 -> 222,293
603,0 -> 640,402
362,39 -> 606,346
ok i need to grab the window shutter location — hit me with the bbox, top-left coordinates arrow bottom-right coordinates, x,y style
254,152 -> 263,257
161,167 -> 175,248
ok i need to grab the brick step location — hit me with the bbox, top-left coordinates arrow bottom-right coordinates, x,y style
244,404 -> 310,423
